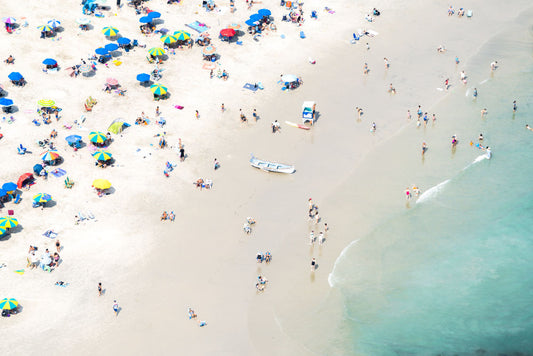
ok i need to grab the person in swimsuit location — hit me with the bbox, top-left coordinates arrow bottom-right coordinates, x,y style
98,282 -> 103,296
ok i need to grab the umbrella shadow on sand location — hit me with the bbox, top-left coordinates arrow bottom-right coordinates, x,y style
2,105 -> 18,114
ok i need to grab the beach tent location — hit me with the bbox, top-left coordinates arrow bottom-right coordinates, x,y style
108,119 -> 130,134
33,164 -> 44,175
2,182 -> 17,192
17,173 -> 34,188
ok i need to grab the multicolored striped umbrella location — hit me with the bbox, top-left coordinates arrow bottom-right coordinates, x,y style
160,35 -> 177,44
0,217 -> 18,229
92,150 -> 112,161
41,150 -> 60,162
173,30 -> 191,41
150,83 -> 167,95
148,47 -> 165,57
0,298 -> 18,310
92,179 -> 112,189
47,19 -> 61,28
88,131 -> 107,144
2,17 -> 16,24
33,193 -> 52,203
37,25 -> 53,32
38,99 -> 55,107
102,27 -> 119,37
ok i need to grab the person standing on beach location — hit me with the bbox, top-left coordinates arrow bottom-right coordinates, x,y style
311,258 -> 317,271
513,100 -> 517,113
363,63 -> 369,75
195,110 -> 199,119
491,61 -> 498,71
253,109 -> 258,121
455,56 -> 459,65
473,88 -> 478,99
407,110 -> 411,120
422,142 -> 428,155
309,231 -> 315,245
384,57 -> 389,69
113,300 -> 119,316
180,147 -> 185,162
417,105 -> 422,118
155,106 -> 160,116
55,239 -> 61,253
481,108 -> 487,118
444,78 -> 449,91
98,283 -> 103,296
405,188 -> 411,200
221,103 -> 225,113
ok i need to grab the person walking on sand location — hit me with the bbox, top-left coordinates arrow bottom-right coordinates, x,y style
180,147 -> 185,162
363,63 -> 369,75
221,103 -> 225,113
253,109 -> 258,121
98,282 -> 103,296
384,57 -> 389,69
481,108 -> 487,118
311,258 -> 317,271
155,106 -> 160,116
491,61 -> 498,71
473,88 -> 478,99
113,300 -> 119,316
309,231 -> 315,245
513,100 -> 517,113
195,110 -> 199,119
444,78 -> 449,91
405,188 -> 411,200
422,142 -> 428,155
407,110 -> 411,120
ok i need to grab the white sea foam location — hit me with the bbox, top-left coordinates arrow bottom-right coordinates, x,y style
328,239 -> 360,287
416,179 -> 450,204
462,154 -> 488,171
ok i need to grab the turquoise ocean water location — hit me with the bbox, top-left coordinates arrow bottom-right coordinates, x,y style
327,14 -> 533,356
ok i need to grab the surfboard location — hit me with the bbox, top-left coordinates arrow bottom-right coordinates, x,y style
285,121 -> 310,130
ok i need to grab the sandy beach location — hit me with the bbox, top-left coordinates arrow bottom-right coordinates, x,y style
1,0 -> 532,355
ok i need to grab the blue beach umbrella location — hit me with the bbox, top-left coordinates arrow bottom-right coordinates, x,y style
33,164 -> 43,174
245,19 -> 258,27
148,11 -> 161,19
136,73 -> 150,82
0,98 -> 14,106
0,189 -> 6,197
65,135 -> 82,144
117,37 -> 130,45
105,43 -> 119,52
249,14 -> 262,22
8,72 -> 22,81
257,9 -> 271,16
2,182 -> 17,192
42,58 -> 57,65
139,16 -> 152,23
47,19 -> 61,28
95,47 -> 108,55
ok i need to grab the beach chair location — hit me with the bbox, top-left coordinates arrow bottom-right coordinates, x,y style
64,177 -> 74,189
17,144 -> 27,155
14,194 -> 21,204
84,103 -> 92,112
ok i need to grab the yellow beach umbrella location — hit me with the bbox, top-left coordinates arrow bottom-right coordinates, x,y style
148,47 -> 165,57
38,99 -> 55,107
92,179 -> 111,190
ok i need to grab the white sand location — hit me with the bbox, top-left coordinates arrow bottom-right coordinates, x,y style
1,0 -> 531,355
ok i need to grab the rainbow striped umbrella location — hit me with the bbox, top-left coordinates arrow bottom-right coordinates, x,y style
148,47 -> 165,57
160,35 -> 177,44
93,150 -> 112,162
41,150 -> 60,162
37,25 -> 53,32
33,193 -> 52,203
38,99 -> 55,107
0,298 -> 18,310
102,27 -> 119,37
0,217 -> 18,229
150,83 -> 167,95
88,131 -> 107,144
173,30 -> 191,41
92,179 -> 112,189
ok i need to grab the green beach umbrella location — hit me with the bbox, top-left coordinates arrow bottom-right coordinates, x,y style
102,26 -> 119,37
150,83 -> 167,95
173,30 -> 191,41
37,25 -> 53,32
0,298 -> 18,310
88,131 -> 107,144
0,217 -> 18,229
160,35 -> 177,44
38,99 -> 55,107
148,47 -> 165,57
92,150 -> 112,162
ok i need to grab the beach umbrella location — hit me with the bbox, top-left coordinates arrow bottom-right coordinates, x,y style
108,120 -> 127,134
0,227 -> 5,235
117,37 -> 130,45
0,189 -> 6,197
17,173 -> 33,188
173,30 -> 191,41
8,72 -> 23,81
37,25 -> 53,32
281,74 -> 298,83
47,19 -> 61,28
245,19 -> 258,27
65,135 -> 82,144
2,182 -> 17,192
257,9 -> 271,16
148,47 -> 165,57
148,11 -> 161,19
136,73 -> 150,82
160,35 -> 177,44
38,99 -> 55,107
220,28 -> 236,38
79,64 -> 91,73
150,83 -> 167,95
227,23 -> 241,30
95,47 -> 108,55
76,17 -> 91,25
0,217 -> 18,229
33,164 -> 44,174
106,78 -> 119,86
42,58 -> 57,66
104,43 -> 119,52
41,150 -> 60,162
102,27 -> 119,37
139,16 -> 152,24
88,131 -> 107,144
202,45 -> 217,56
249,14 -> 262,22
92,179 -> 112,189
0,298 -> 18,310
92,150 -> 112,162
33,193 -> 52,203
2,17 -> 16,24
0,98 -> 13,107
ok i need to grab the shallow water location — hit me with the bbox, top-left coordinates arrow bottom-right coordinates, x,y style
328,10 -> 533,356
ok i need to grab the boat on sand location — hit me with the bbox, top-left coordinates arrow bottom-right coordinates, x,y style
249,155 -> 295,174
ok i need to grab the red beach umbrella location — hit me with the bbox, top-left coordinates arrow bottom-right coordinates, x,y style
220,28 -> 236,37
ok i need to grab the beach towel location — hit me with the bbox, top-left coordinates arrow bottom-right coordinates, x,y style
174,105 -> 184,110
43,230 -> 58,239
202,62 -> 217,70
186,21 -> 210,33
14,270 -> 24,275
50,168 -> 66,178
243,83 -> 259,92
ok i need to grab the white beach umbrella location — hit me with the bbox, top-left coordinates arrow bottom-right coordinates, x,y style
76,17 -> 91,25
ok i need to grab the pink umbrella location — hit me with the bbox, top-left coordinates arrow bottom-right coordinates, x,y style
106,78 -> 119,86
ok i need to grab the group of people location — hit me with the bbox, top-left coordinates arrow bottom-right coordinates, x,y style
160,211 -> 176,221
27,245 -> 61,272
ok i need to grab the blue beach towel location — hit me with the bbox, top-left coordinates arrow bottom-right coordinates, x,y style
186,21 -> 209,33
243,83 -> 258,91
